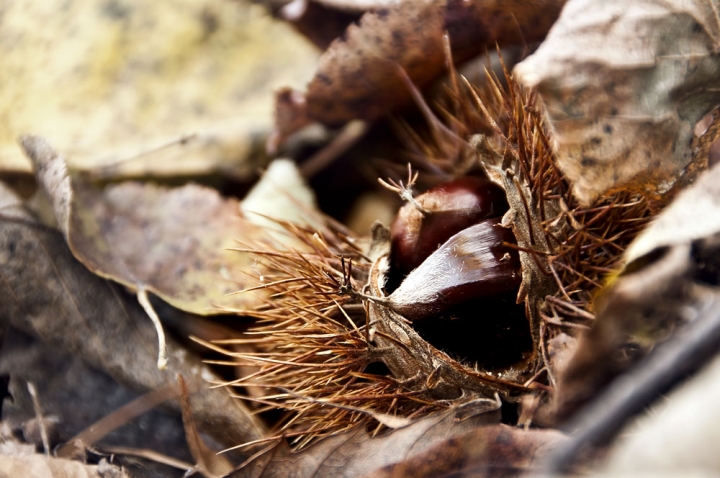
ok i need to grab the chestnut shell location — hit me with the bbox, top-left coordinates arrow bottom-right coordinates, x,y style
390,177 -> 509,276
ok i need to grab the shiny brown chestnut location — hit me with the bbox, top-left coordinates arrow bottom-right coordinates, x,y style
390,177 -> 508,276
386,218 -> 521,320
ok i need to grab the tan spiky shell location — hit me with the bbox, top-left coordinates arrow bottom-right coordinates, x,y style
203,62 -> 656,449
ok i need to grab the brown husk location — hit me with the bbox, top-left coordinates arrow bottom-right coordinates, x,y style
212,61 -> 657,447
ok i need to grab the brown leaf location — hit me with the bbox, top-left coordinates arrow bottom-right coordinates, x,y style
555,162 -> 720,417
0,188 -> 265,447
272,0 -> 567,147
365,425 -> 566,478
239,409 -> 515,478
0,329 -> 193,463
21,135 -> 268,315
514,0 -> 720,205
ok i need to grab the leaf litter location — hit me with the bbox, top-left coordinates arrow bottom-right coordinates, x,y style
0,184 -> 265,449
6,0 -> 720,476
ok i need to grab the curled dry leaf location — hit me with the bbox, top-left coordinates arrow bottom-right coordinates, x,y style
21,135 -> 270,316
272,0 -> 567,148
514,0 -> 720,205
0,186 -> 265,447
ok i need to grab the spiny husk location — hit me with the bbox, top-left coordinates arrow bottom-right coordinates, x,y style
464,64 -> 655,386
213,62 -> 656,448
391,60 -> 655,380
206,222 -> 453,449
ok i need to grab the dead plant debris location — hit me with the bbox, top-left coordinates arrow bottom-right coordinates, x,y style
4,0 -> 720,477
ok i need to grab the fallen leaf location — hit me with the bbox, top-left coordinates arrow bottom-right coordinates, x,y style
0,0 -> 318,179
238,408 -> 505,478
0,455 -> 125,478
514,0 -> 720,205
21,135 -> 272,315
556,161 -> 720,418
0,187 -> 265,447
272,0 -> 567,148
0,329 -> 192,462
365,425 -> 566,478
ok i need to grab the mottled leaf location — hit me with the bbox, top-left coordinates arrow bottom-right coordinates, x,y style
0,188 -> 265,447
0,0 -> 318,179
515,0 -> 720,205
21,136 -> 271,315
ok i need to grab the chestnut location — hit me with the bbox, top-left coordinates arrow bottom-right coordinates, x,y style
386,218 -> 521,320
390,177 -> 508,276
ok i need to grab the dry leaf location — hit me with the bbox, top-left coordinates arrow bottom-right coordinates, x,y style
0,188 -> 265,447
21,136 -> 271,315
0,455 -> 125,478
0,329 -> 192,462
556,162 -> 720,417
239,409 -> 511,478
0,0 -> 318,178
272,0 -> 567,148
365,425 -> 565,478
515,0 -> 720,205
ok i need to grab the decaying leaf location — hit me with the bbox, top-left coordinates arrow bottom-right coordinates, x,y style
556,160 -> 720,418
514,0 -> 720,205
0,0 -> 318,179
0,455 -> 125,478
366,425 -> 566,477
0,329 -> 193,465
21,135 -> 275,315
236,410 -> 554,477
271,0 -> 567,148
0,187 -> 265,447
